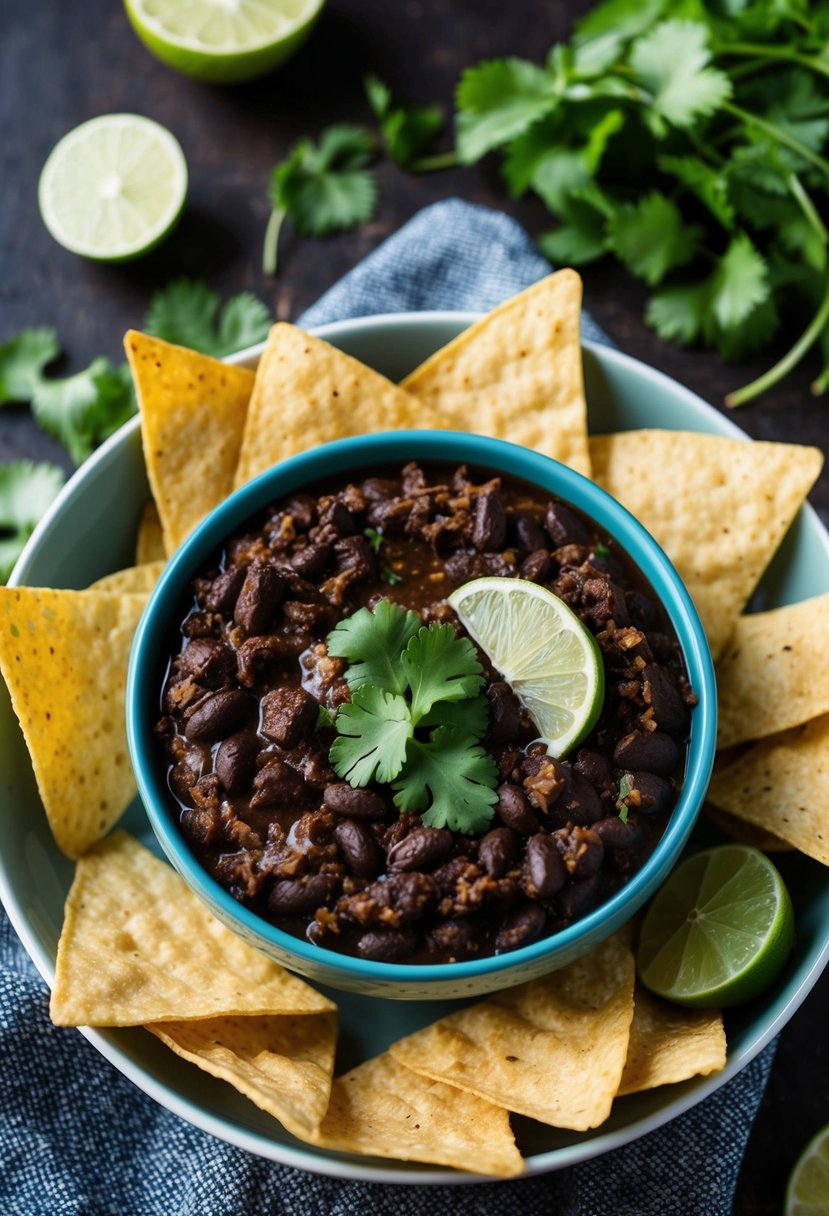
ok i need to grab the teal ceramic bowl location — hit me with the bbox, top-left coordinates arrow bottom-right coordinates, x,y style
2,312 -> 828,1180
127,429 -> 717,1000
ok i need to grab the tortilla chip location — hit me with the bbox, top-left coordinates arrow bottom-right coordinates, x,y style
589,431 -> 823,660
233,324 -> 440,489
314,1051 -> 523,1177
716,593 -> 829,749
389,930 -> 635,1130
50,832 -> 336,1026
703,803 -> 793,852
708,715 -> 829,865
617,987 -> 726,1096
0,586 -> 147,858
89,560 -> 165,595
125,331 -> 255,553
402,270 -> 591,476
135,499 -> 166,564
148,1012 -> 337,1140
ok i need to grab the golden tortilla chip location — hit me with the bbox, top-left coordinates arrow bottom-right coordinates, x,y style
589,431 -> 823,660
125,331 -> 255,553
89,560 -> 165,595
402,270 -> 591,476
716,594 -> 829,749
389,930 -> 635,1131
708,715 -> 829,865
148,1012 -> 337,1140
703,803 -> 793,852
617,986 -> 726,1096
314,1051 -> 523,1177
50,832 -> 335,1026
0,586 -> 147,858
233,324 -> 440,489
135,498 -> 166,564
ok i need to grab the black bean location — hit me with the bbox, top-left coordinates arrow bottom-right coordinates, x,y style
519,549 -> 553,583
323,783 -> 388,820
184,690 -> 250,742
427,918 -> 479,960
496,783 -> 540,835
260,687 -> 318,749
613,730 -> 680,777
478,827 -> 520,878
496,902 -> 546,952
233,564 -> 286,634
177,638 -> 236,688
556,771 -> 605,825
629,771 -> 673,815
593,815 -> 643,849
515,513 -> 548,553
319,500 -> 358,536
214,731 -> 259,794
557,872 -> 603,922
525,833 -> 567,898
386,871 -> 439,924
554,826 -> 604,878
573,748 -> 612,788
357,928 -> 417,962
473,488 -> 507,552
267,874 -> 335,916
334,819 -> 383,878
643,664 -> 690,733
291,543 -> 333,581
203,565 -> 247,615
486,681 -> 521,743
250,757 -> 305,808
546,502 -> 592,549
333,535 -> 375,583
387,827 -> 454,872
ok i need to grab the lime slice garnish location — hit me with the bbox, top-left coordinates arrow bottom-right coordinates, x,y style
447,576 -> 605,757
124,0 -> 326,84
786,1123 -> 829,1216
637,845 -> 795,1008
38,115 -> 187,262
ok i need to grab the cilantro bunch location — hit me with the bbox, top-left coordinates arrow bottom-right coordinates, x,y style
449,0 -> 829,404
326,600 -> 499,834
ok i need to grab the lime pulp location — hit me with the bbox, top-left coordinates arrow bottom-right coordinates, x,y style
786,1123 -> 829,1216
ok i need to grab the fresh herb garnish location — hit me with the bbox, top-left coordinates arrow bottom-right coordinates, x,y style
594,542 -> 610,559
327,602 -> 498,833
616,771 -> 634,824
363,526 -> 384,554
0,328 -> 60,404
263,125 -> 378,275
315,704 -> 337,731
0,461 -> 65,582
364,74 -> 447,170
382,566 -> 403,585
145,279 -> 271,358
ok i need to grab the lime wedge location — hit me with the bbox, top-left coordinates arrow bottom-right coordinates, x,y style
124,0 -> 325,83
38,115 -> 187,262
447,576 -> 605,757
787,1124 -> 829,1216
637,845 -> 795,1008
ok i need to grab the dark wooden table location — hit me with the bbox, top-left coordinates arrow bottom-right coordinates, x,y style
2,2 -> 827,1210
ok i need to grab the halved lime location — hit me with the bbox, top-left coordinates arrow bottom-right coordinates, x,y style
38,115 -> 187,262
786,1123 -> 829,1216
637,845 -> 795,1009
124,0 -> 326,84
447,576 -> 605,757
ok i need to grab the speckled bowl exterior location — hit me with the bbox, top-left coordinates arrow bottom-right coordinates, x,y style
127,429 -> 717,1000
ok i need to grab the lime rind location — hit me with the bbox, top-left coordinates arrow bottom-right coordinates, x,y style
786,1123 -> 829,1216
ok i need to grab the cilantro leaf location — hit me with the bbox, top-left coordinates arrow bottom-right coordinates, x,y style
0,461 -> 65,583
456,59 -> 557,164
418,695 -> 489,738
264,125 -> 377,274
606,192 -> 703,285
327,599 -> 421,696
630,21 -> 732,132
709,232 -> 771,332
0,329 -> 60,404
330,687 -> 413,786
400,623 -> 485,720
574,0 -> 668,46
616,771 -> 634,823
145,279 -> 271,358
538,214 -> 607,265
657,155 -> 735,229
393,726 -> 498,834
364,74 -> 444,169
646,282 -> 710,346
31,358 -> 136,466
363,526 -> 384,554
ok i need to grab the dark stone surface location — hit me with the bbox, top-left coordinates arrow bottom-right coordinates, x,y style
2,1 -> 828,1210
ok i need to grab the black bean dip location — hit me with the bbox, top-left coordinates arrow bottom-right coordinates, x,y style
155,462 -> 696,964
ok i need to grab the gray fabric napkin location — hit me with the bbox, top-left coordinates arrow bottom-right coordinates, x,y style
0,198 -> 774,1216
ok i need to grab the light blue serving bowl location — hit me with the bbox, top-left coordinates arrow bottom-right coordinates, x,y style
126,428 -> 717,1000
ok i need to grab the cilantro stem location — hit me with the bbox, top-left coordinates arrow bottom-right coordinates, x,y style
721,102 -> 829,180
811,367 -> 829,397
409,151 -> 459,172
262,207 -> 286,276
716,43 -> 829,80
726,275 -> 829,407
785,172 -> 829,247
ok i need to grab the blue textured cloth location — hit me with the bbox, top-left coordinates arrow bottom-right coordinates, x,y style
1,199 -> 774,1216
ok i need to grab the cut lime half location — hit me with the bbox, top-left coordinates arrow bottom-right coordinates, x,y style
124,0 -> 326,83
447,576 -> 605,758
786,1123 -> 829,1216
637,844 -> 795,1009
38,115 -> 187,262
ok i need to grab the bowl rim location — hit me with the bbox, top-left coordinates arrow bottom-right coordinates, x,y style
126,426 -> 717,986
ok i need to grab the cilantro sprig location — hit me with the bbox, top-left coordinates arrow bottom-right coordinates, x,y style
0,461 -> 65,582
145,279 -> 271,358
327,601 -> 498,833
